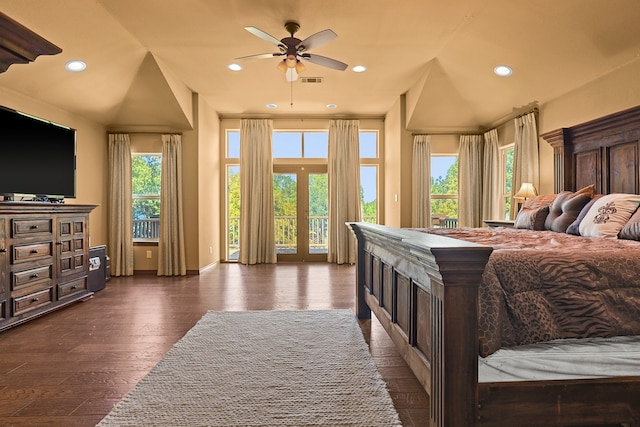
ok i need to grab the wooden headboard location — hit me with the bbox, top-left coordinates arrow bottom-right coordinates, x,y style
541,105 -> 640,195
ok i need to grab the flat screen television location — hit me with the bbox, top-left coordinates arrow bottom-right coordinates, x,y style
0,105 -> 76,200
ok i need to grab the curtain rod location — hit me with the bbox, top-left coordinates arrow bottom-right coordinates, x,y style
107,131 -> 182,135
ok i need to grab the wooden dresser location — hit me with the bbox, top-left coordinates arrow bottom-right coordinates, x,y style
0,202 -> 96,332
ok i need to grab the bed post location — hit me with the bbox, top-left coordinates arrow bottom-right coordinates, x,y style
347,223 -> 492,427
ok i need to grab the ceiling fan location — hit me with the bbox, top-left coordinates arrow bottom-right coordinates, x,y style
237,21 -> 348,81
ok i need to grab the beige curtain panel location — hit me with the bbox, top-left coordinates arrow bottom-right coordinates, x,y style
328,119 -> 361,265
158,134 -> 187,276
513,111 -> 540,199
482,129 -> 501,222
458,134 -> 484,227
239,119 -> 277,265
107,133 -> 134,276
411,134 -> 432,228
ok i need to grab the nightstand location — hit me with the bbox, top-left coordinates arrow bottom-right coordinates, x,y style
484,219 -> 515,228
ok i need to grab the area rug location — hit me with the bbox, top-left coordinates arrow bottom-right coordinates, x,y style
97,310 -> 401,426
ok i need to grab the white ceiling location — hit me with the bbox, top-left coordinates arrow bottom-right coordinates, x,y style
1,0 -> 639,132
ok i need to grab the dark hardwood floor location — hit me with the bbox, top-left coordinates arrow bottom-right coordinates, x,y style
0,263 -> 429,426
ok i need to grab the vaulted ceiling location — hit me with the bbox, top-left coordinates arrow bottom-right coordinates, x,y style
1,0 -> 639,133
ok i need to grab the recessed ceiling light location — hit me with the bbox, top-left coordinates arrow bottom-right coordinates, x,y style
494,65 -> 512,77
326,104 -> 337,109
65,60 -> 86,72
352,65 -> 366,73
228,63 -> 242,71
266,103 -> 278,109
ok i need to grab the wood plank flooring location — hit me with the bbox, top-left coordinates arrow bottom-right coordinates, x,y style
0,263 -> 429,426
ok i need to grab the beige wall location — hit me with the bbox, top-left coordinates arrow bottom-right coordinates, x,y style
384,99 -> 402,227
538,60 -> 640,195
385,59 -> 640,222
0,87 -> 108,248
196,96 -> 220,270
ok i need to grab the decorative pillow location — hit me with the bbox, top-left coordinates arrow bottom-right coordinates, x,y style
575,184 -> 596,198
522,194 -> 557,210
566,194 -> 603,235
544,191 -> 592,233
514,206 -> 550,230
619,207 -> 640,240
579,193 -> 640,238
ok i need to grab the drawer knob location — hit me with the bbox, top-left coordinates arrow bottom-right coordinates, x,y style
30,225 -> 39,229
31,297 -> 39,302
0,248 -> 6,253
71,285 -> 77,290
30,273 -> 39,278
30,249 -> 39,254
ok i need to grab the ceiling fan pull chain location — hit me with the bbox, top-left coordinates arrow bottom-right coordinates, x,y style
290,79 -> 294,108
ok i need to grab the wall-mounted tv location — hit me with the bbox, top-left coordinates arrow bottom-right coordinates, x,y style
0,105 -> 76,199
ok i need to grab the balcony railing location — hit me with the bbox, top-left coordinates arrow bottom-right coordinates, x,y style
133,218 -> 160,239
227,215 -> 376,260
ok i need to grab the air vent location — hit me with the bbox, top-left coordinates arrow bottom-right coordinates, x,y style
301,77 -> 323,84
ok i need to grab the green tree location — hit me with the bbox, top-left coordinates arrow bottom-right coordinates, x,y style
309,174 -> 328,217
431,158 -> 459,219
132,155 -> 161,220
228,166 -> 240,218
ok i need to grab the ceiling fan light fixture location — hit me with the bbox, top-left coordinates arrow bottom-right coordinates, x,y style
277,60 -> 288,73
295,61 -> 306,74
285,68 -> 299,82
285,54 -> 297,68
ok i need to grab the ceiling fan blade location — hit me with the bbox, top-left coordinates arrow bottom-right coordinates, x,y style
296,29 -> 337,52
300,53 -> 348,71
235,52 -> 283,60
244,26 -> 286,50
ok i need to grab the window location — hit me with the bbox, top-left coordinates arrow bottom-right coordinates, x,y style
359,131 -> 378,223
226,131 -> 240,260
500,145 -> 514,219
223,128 -> 381,261
132,154 -> 161,241
430,155 -> 458,227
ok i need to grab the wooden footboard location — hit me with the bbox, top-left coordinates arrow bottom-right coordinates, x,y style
347,222 -> 640,427
347,223 -> 492,427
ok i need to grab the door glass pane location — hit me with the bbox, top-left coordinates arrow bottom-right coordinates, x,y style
273,173 -> 297,254
309,173 -> 328,254
227,165 -> 240,260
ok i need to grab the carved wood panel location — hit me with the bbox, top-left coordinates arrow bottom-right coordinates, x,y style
607,141 -> 639,194
574,149 -> 601,193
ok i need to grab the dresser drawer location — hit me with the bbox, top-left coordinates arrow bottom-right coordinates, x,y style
12,265 -> 52,291
12,219 -> 53,237
12,242 -> 52,264
13,288 -> 53,316
58,277 -> 88,300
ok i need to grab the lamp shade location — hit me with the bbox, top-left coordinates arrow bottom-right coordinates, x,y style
514,182 -> 538,200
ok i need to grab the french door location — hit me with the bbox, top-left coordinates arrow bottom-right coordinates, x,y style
273,165 -> 328,262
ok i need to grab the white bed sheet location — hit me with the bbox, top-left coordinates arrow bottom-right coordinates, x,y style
479,335 -> 640,383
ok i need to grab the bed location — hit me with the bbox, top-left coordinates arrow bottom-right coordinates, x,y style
348,106 -> 640,427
